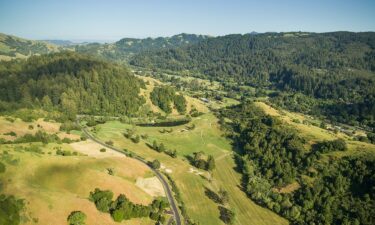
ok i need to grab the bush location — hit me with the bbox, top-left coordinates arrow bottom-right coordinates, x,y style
100,148 -> 106,152
218,206 -> 235,224
60,121 -> 80,132
149,160 -> 161,169
0,194 -> 24,225
0,162 -> 6,173
105,140 -> 114,146
3,131 -> 16,137
67,211 -> 86,225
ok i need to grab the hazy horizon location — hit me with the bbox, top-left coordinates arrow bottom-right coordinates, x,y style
1,0 -> 374,40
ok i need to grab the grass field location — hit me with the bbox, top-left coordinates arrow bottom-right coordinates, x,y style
0,117 -> 161,225
92,111 -> 288,225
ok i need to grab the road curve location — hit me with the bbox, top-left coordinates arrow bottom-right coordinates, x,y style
76,119 -> 182,225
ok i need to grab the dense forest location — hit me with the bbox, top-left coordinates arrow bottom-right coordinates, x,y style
130,32 -> 375,129
150,85 -> 186,114
0,52 -> 145,118
218,102 -> 375,225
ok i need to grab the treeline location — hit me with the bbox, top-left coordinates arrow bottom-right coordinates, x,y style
0,52 -> 145,119
149,140 -> 177,158
89,188 -> 169,223
218,102 -> 375,224
131,32 -> 375,129
150,85 -> 186,114
0,130 -> 80,145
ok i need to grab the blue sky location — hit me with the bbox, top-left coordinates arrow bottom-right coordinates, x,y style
0,0 -> 374,41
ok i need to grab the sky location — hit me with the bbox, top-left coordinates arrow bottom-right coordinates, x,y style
0,0 -> 374,41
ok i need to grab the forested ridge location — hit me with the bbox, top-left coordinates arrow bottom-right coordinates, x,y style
218,102 -> 375,225
75,33 -> 209,63
0,52 -> 145,118
131,32 -> 375,129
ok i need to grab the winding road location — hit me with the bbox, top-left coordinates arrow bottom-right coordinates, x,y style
76,119 -> 181,225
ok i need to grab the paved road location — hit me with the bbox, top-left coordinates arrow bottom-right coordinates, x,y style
77,119 -> 181,225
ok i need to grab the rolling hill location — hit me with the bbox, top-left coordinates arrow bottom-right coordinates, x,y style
75,33 -> 210,63
130,32 -> 375,129
0,33 -> 61,61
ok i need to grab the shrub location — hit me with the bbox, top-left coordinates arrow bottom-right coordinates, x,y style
67,211 -> 86,225
100,148 -> 106,152
219,206 -> 235,224
0,194 -> 24,225
3,131 -> 16,137
0,162 -> 6,173
105,140 -> 114,146
149,160 -> 161,169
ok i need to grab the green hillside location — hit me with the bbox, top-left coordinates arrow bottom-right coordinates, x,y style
0,52 -> 145,117
0,33 -> 61,60
130,32 -> 375,129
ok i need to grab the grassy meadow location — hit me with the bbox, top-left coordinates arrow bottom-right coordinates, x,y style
92,111 -> 288,225
0,117 -> 161,225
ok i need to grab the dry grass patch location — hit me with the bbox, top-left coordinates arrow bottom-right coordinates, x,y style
136,177 -> 166,197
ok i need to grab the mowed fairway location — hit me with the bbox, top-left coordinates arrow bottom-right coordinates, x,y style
92,112 -> 288,225
0,115 -> 160,225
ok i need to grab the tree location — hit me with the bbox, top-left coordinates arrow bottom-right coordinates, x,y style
206,155 -> 216,171
219,206 -> 235,224
150,160 -> 161,169
152,140 -> 158,150
112,209 -> 124,222
61,92 -> 77,120
219,188 -> 229,204
158,143 -> 165,152
67,211 -> 86,225
41,95 -> 53,110
0,162 -> 6,173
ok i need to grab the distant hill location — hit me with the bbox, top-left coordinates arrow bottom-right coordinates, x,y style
0,33 -> 61,60
43,39 -> 75,46
75,33 -> 210,63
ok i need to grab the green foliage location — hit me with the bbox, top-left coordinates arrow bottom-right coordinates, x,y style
67,211 -> 86,225
60,121 -> 80,132
312,139 -> 347,153
0,194 -> 24,225
89,189 -> 164,222
150,159 -> 161,169
150,86 -> 186,114
206,155 -> 216,171
13,130 -> 59,144
3,131 -> 16,137
105,140 -> 114,146
218,102 -> 375,225
89,188 -> 114,212
0,52 -> 145,117
131,32 -> 375,128
0,162 -> 6,173
191,152 -> 215,171
218,206 -> 235,224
